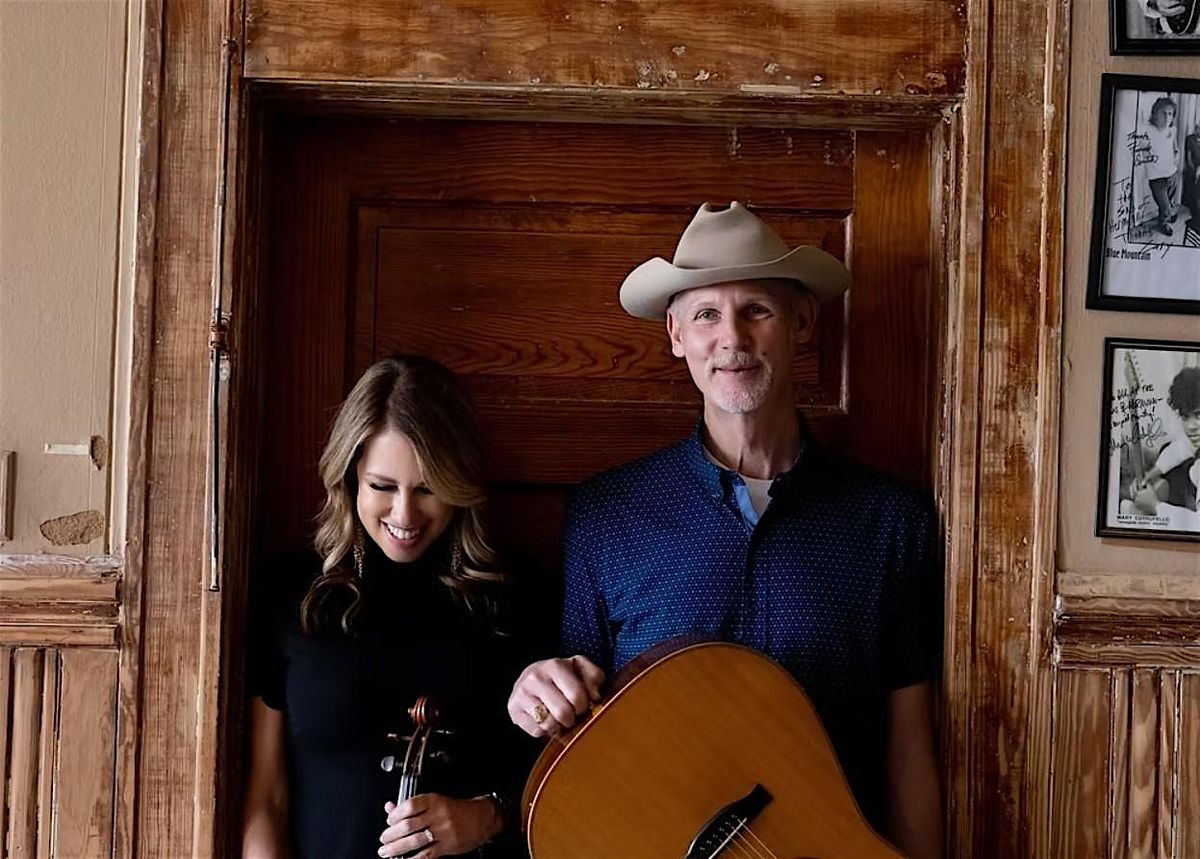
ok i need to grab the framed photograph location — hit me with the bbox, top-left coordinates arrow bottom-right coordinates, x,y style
1112,0 -> 1200,54
1097,338 -> 1200,542
1087,75 -> 1200,314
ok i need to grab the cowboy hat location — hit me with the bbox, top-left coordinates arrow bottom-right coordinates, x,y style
618,201 -> 852,320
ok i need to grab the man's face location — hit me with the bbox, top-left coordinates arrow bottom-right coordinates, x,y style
665,280 -> 811,415
1181,409 -> 1200,454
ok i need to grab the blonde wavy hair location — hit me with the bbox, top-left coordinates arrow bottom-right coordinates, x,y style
301,355 -> 505,633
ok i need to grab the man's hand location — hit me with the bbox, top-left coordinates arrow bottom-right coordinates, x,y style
1151,0 -> 1188,16
507,656 -> 606,737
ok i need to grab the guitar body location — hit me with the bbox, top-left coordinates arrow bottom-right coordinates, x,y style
523,643 -> 903,859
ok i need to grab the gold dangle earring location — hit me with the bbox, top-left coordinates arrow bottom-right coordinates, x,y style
450,533 -> 464,579
352,525 -> 366,579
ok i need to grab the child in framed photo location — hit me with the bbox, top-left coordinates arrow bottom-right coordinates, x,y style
1087,75 -> 1200,314
1099,338 -> 1200,541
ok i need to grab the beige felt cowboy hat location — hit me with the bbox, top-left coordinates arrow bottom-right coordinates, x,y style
618,201 -> 852,320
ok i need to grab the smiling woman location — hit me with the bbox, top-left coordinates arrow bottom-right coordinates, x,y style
242,355 -> 536,859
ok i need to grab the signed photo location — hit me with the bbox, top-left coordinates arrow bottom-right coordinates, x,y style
1112,0 -> 1200,54
1098,338 -> 1200,542
1087,75 -> 1200,314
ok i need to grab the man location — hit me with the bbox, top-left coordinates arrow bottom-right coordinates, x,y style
508,202 -> 944,858
1145,97 -> 1181,238
1184,119 -> 1200,233
1133,0 -> 1200,36
1128,365 -> 1200,530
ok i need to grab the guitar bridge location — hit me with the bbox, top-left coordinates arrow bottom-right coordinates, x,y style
684,784 -> 773,859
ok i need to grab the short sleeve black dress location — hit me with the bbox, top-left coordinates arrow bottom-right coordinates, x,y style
247,539 -> 535,858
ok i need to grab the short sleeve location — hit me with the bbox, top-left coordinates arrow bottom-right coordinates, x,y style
559,488 -> 614,673
245,552 -> 312,711
880,498 -> 942,690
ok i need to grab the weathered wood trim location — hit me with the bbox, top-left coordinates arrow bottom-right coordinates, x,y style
1060,572 -> 1200,602
251,80 -> 956,128
0,626 -> 117,648
1055,603 -> 1200,668
1027,3 -> 1073,855
951,0 -> 1071,854
0,555 -> 122,578
0,576 -> 119,602
113,0 -> 163,855
243,0 -> 967,97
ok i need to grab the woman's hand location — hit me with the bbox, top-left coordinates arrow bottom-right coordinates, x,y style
378,793 -> 502,858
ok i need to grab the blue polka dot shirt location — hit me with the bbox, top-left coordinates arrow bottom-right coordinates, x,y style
561,420 -> 941,829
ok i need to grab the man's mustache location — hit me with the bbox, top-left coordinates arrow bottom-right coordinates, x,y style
708,352 -> 760,372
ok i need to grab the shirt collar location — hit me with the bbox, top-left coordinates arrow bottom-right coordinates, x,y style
680,415 -> 820,502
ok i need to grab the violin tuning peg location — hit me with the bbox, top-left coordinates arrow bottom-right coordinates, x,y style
380,754 -> 396,773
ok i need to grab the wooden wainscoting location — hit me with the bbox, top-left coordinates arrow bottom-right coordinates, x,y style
0,556 -> 121,857
1052,597 -> 1200,858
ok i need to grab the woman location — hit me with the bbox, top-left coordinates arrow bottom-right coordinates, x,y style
243,355 -> 531,858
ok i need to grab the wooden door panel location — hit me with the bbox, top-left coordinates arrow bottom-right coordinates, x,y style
0,646 -> 118,858
1049,667 -> 1200,857
260,116 -> 933,566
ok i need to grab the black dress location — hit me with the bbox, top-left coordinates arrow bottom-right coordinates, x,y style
248,540 -> 535,858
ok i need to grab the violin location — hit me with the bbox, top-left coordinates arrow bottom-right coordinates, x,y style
380,695 -> 452,804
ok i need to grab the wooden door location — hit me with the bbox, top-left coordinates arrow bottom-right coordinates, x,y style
256,115 -> 938,577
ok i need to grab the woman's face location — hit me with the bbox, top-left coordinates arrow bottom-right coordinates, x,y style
355,428 -> 454,564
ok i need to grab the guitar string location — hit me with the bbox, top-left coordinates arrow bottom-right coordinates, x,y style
733,826 -> 777,859
704,819 -> 764,859
717,836 -> 759,859
716,822 -> 776,859
738,824 -> 779,859
739,820 -> 777,854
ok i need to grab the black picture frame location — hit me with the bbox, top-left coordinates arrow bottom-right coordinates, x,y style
1111,0 -> 1200,55
1096,337 -> 1200,542
1086,74 -> 1200,315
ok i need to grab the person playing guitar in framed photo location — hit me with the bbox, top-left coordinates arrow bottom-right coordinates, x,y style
508,203 -> 944,859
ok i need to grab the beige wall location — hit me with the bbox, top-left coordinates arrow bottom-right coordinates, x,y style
0,0 -> 129,555
1058,2 -> 1200,596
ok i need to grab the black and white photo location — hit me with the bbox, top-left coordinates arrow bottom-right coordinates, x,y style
1098,338 -> 1200,542
1112,0 -> 1200,54
1087,75 -> 1200,314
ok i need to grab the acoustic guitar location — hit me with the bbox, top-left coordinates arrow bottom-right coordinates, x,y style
522,642 -> 904,858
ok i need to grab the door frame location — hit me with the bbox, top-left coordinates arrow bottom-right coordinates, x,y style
118,0 -> 1070,855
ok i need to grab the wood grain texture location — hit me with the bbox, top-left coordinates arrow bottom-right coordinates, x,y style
1111,670 -> 1131,859
259,114 -> 934,553
130,0 -> 229,854
955,0 -> 1070,853
1157,672 -> 1177,859
7,649 -> 46,857
113,0 -> 163,855
1128,671 -> 1159,857
0,649 -> 9,848
51,649 -> 119,858
1050,669 -> 1111,859
1180,673 -> 1200,857
244,0 -> 966,97
0,555 -> 121,578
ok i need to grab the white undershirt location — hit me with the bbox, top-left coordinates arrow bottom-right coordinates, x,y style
702,445 -> 776,516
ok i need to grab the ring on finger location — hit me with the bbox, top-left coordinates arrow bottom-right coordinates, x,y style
423,827 -> 435,845
531,702 -> 550,725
